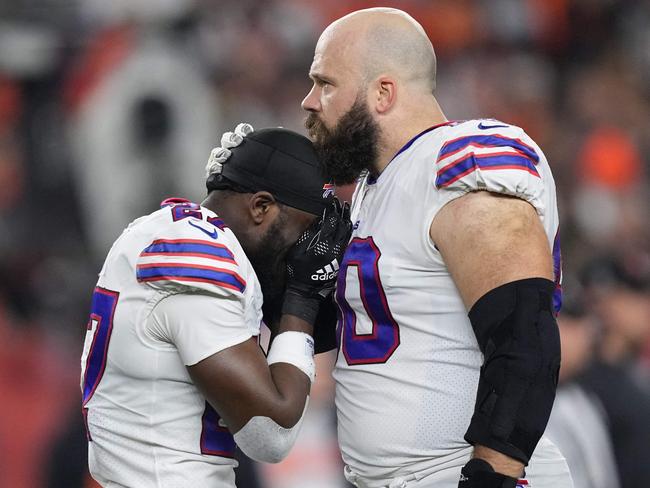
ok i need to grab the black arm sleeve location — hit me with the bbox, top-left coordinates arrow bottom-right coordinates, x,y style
464,278 -> 561,464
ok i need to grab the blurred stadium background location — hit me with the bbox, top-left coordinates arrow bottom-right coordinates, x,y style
0,0 -> 648,487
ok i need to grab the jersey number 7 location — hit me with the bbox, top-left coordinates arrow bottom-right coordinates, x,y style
80,286 -> 235,457
82,287 -> 118,408
81,287 -> 119,440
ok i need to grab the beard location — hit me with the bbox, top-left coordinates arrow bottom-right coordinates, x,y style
247,212 -> 291,309
305,96 -> 381,185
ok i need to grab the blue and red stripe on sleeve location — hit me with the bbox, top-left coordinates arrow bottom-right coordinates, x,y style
140,239 -> 236,264
136,262 -> 246,293
435,133 -> 540,188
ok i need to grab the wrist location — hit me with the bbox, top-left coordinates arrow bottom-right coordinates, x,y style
282,290 -> 321,325
471,445 -> 524,479
267,331 -> 315,382
459,458 -> 518,488
277,312 -> 314,336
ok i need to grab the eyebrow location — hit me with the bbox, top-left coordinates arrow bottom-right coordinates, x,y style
309,72 -> 336,85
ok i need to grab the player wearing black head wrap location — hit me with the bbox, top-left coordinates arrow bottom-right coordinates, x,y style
81,123 -> 351,487
204,124 -> 342,351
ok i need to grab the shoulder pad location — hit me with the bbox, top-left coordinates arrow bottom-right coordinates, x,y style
137,203 -> 246,296
434,120 -> 546,213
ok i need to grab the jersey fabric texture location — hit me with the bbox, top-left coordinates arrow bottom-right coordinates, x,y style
80,201 -> 262,487
334,120 -> 566,487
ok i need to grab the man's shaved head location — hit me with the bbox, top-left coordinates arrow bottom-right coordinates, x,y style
303,7 -> 446,182
321,8 -> 437,92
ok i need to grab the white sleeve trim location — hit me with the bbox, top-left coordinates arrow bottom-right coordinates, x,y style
147,292 -> 252,366
185,332 -> 253,366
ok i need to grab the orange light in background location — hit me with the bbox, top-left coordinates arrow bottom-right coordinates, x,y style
577,126 -> 643,190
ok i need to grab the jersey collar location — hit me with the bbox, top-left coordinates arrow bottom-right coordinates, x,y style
367,121 -> 456,185
392,121 -> 456,161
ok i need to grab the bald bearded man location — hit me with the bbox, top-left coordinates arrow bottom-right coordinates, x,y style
302,8 -> 573,488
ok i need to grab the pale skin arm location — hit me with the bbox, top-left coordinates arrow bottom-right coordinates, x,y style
430,190 -> 554,478
187,314 -> 313,433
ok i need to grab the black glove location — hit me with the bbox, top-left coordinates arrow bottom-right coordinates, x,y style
458,459 -> 518,488
282,198 -> 351,324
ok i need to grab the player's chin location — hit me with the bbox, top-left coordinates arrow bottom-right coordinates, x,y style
305,118 -> 317,137
306,128 -> 326,145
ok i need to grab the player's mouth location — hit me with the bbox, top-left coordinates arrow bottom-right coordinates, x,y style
304,113 -> 328,142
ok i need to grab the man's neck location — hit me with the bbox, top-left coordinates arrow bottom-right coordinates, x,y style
373,99 -> 447,174
200,192 -> 220,215
374,118 -> 447,174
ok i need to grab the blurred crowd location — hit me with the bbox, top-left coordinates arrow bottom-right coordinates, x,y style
0,0 -> 648,487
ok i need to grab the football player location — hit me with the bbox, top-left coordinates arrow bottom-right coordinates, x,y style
80,124 -> 351,487
302,8 -> 572,488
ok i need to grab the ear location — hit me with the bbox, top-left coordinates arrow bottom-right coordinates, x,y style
374,76 -> 397,114
248,191 -> 277,225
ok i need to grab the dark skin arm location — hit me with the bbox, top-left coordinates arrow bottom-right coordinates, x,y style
187,314 -> 313,433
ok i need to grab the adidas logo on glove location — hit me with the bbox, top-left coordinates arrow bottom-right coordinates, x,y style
311,259 -> 340,281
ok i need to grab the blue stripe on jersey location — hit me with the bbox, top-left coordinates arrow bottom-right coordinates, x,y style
438,134 -> 539,163
552,231 -> 563,314
137,265 -> 245,293
436,153 -> 540,187
142,241 -> 235,261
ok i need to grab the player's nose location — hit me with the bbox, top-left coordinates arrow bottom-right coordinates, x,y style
301,85 -> 321,112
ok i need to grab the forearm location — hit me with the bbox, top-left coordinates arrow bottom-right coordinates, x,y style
266,314 -> 314,427
275,309 -> 315,336
457,279 -> 560,487
207,264 -> 323,431
471,445 -> 524,478
234,315 -> 315,463
188,326 -> 314,434
431,192 -> 561,486
233,198 -> 350,460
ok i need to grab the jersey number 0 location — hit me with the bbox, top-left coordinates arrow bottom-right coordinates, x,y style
336,237 -> 400,365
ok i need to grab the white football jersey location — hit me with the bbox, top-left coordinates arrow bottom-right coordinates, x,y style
333,120 -> 562,486
80,199 -> 263,487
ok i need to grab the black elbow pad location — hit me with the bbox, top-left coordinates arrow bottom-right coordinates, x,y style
464,278 -> 561,465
